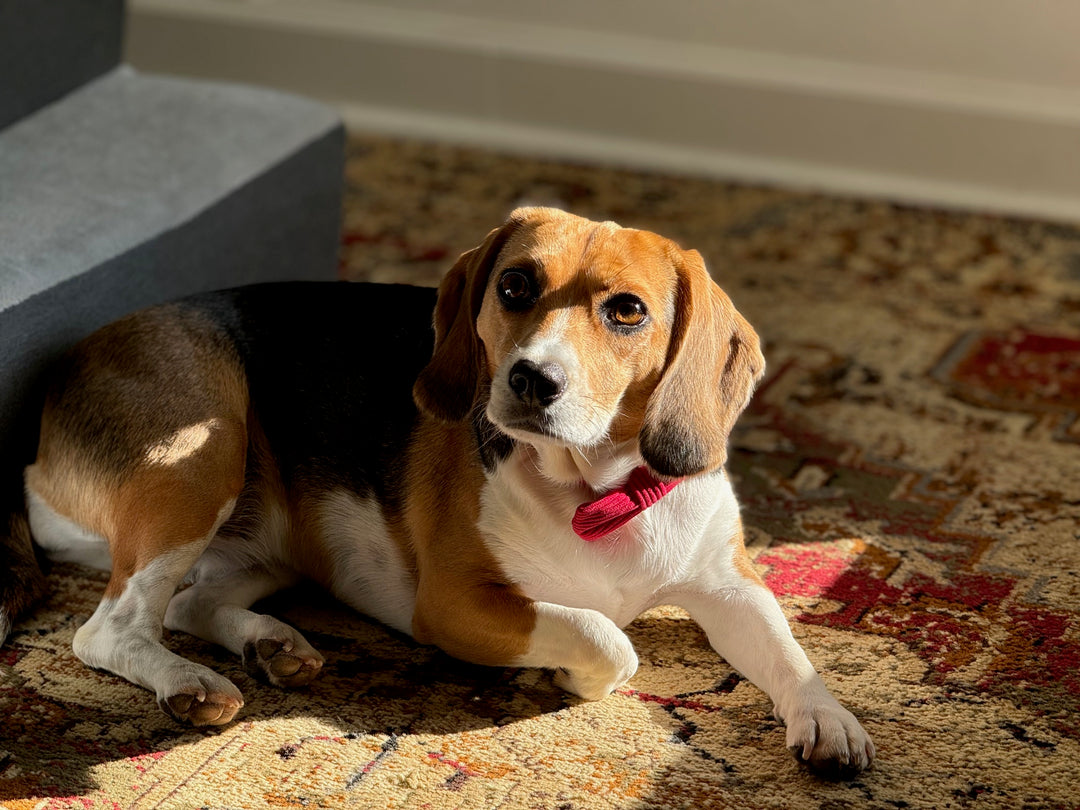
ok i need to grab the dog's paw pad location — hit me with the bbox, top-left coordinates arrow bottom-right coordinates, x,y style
243,638 -> 324,688
159,687 -> 242,726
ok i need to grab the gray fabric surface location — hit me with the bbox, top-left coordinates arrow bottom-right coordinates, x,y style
0,0 -> 124,131
0,66 -> 342,311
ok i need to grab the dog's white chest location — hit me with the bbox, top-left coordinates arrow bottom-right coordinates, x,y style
477,453 -> 739,627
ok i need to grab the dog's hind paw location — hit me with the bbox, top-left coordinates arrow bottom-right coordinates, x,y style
243,637 -> 324,688
157,670 -> 244,726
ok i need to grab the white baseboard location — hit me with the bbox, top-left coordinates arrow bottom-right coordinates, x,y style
126,0 -> 1080,223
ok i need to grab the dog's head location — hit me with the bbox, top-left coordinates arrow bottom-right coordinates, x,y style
413,208 -> 764,479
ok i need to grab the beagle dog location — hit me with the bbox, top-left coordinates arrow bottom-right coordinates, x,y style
4,208 -> 873,775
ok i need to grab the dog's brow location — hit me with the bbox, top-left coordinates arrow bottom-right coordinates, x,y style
607,260 -> 637,283
498,255 -> 542,278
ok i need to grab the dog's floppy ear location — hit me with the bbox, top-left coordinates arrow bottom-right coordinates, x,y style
639,249 -> 765,478
413,219 -> 520,421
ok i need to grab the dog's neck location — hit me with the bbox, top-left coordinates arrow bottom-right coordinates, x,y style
526,440 -> 642,493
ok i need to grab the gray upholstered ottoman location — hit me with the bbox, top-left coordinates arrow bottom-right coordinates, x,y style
0,0 -> 345,499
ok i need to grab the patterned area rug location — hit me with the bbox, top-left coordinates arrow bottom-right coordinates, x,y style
3,134 -> 1080,809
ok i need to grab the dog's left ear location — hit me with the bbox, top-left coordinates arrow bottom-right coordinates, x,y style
640,249 -> 765,478
413,219 -> 521,421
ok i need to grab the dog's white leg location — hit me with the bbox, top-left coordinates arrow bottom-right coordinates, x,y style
673,582 -> 875,774
515,602 -> 638,701
73,539 -> 245,727
164,563 -> 324,688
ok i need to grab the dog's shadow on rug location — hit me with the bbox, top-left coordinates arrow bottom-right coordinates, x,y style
240,584 -> 614,732
0,576 -> 550,801
2,573 -> 754,802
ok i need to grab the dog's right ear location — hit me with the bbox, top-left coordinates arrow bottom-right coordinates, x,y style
413,219 -> 521,421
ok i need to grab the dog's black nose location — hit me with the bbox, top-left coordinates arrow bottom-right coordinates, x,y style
508,359 -> 567,407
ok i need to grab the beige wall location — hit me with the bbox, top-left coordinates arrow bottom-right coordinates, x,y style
343,0 -> 1080,88
127,0 -> 1080,221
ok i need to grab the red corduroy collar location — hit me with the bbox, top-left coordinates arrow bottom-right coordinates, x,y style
571,466 -> 682,541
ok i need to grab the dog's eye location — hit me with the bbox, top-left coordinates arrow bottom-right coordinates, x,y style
497,269 -> 536,310
605,296 -> 648,329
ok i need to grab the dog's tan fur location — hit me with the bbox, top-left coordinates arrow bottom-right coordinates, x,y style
27,308 -> 249,596
405,416 -> 537,666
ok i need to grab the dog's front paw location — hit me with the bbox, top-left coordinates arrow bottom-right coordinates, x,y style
778,696 -> 875,778
157,667 -> 244,726
553,636 -> 638,701
522,603 -> 639,701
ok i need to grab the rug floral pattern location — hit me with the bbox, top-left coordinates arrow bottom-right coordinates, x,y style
2,135 -> 1079,809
